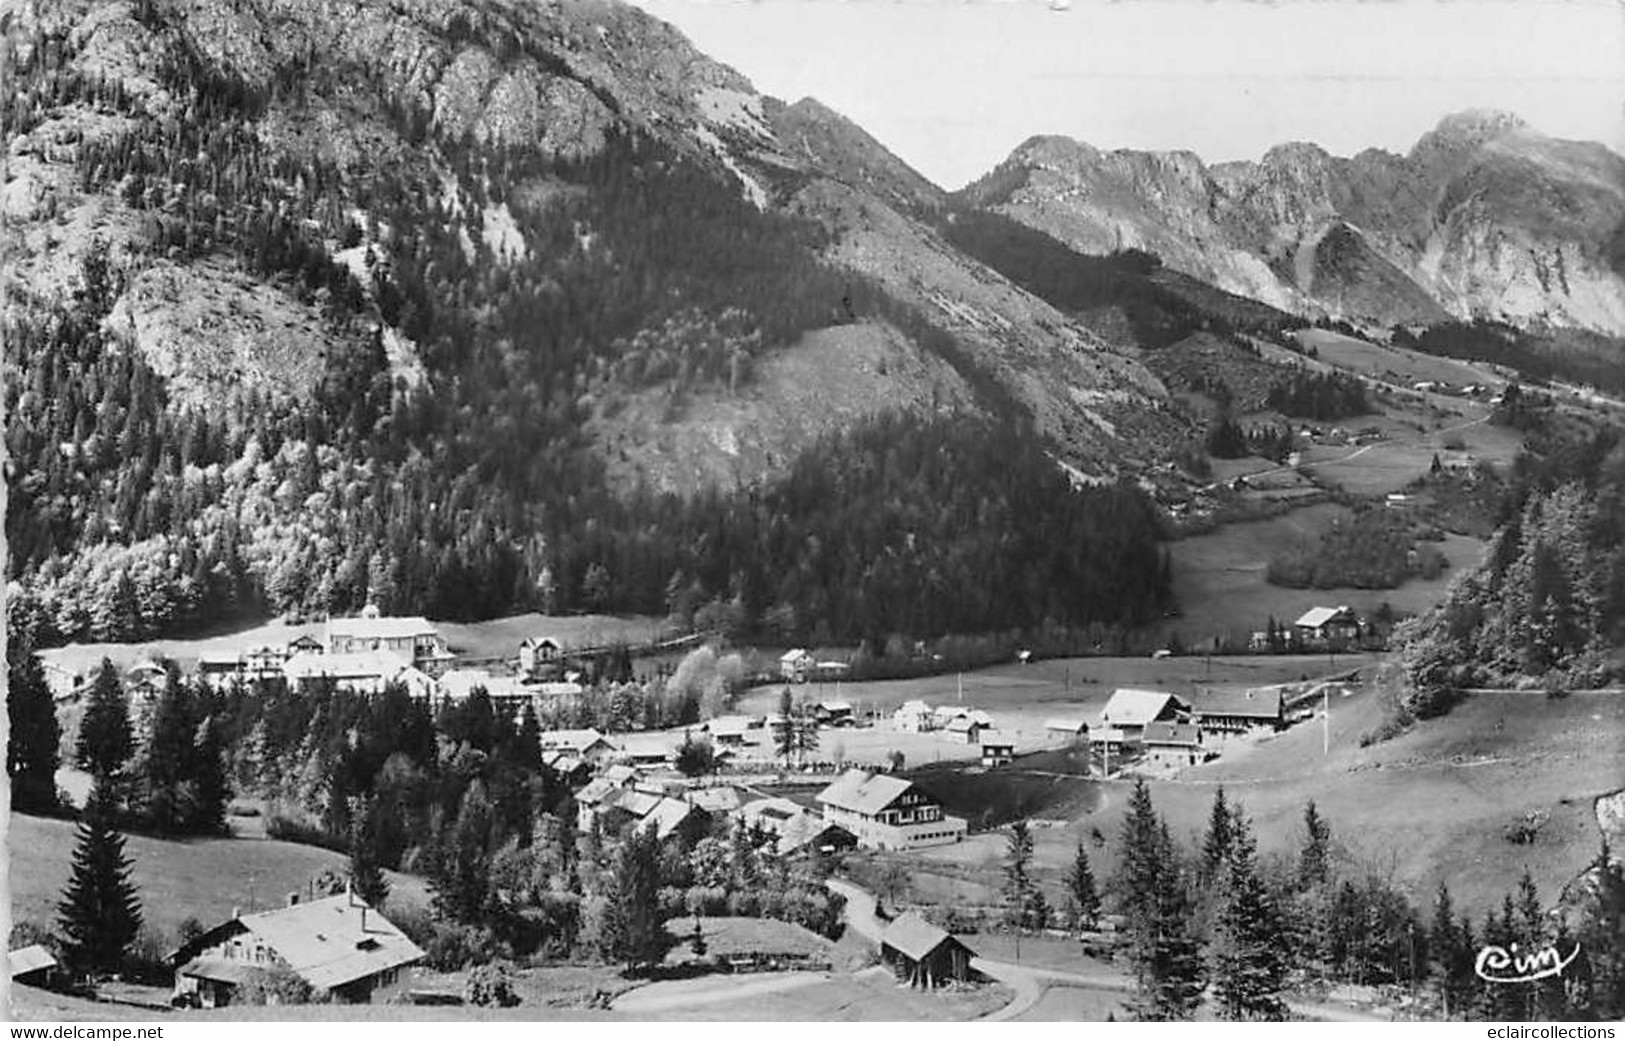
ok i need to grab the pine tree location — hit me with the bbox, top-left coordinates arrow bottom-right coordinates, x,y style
7,643 -> 62,814
1573,839 -> 1624,1020
1298,799 -> 1332,890
77,659 -> 134,789
57,784 -> 144,977
191,713 -> 231,835
1004,819 -> 1039,929
1211,812 -> 1288,1020
1200,786 -> 1234,884
1119,780 -> 1205,1020
349,798 -> 391,907
514,702 -> 543,770
428,780 -> 495,924
776,688 -> 796,762
599,825 -> 673,972
137,677 -> 195,833
1068,839 -> 1101,930
1429,881 -> 1472,1018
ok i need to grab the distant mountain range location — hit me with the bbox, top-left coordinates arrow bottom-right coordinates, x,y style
961,110 -> 1625,335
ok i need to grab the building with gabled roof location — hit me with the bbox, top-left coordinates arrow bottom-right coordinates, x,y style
9,944 -> 58,987
879,913 -> 977,988
1142,722 -> 1212,767
324,608 -> 448,666
1044,716 -> 1091,741
893,700 -> 935,732
1293,605 -> 1361,646
779,649 -> 814,682
1192,688 -> 1286,735
283,650 -> 421,697
815,769 -> 965,850
538,728 -> 615,762
978,730 -> 1015,768
170,891 -> 422,1008
1099,688 -> 1190,742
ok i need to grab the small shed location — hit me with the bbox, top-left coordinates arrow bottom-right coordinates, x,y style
879,913 -> 977,988
944,717 -> 984,744
9,944 -> 58,987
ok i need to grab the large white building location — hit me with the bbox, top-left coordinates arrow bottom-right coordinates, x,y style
815,768 -> 966,851
324,607 -> 449,667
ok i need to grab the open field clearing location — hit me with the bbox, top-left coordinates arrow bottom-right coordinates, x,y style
1162,504 -> 1486,647
1294,329 -> 1508,391
914,684 -> 1625,919
644,968 -> 1013,1021
6,812 -> 432,941
37,612 -> 669,679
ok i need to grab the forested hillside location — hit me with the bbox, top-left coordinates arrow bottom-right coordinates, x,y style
1400,417 -> 1625,709
2,0 -> 1183,646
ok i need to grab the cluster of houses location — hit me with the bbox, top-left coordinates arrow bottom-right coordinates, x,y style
1045,685 -> 1287,772
891,701 -> 1015,769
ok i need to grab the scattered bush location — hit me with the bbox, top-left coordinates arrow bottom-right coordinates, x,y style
235,965 -> 315,1005
464,962 -> 521,1008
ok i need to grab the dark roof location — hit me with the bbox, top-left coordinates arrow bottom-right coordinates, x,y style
1193,688 -> 1284,719
881,912 -> 972,962
1142,721 -> 1203,747
816,769 -> 913,815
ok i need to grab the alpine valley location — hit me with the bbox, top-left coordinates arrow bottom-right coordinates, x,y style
3,0 -> 1622,648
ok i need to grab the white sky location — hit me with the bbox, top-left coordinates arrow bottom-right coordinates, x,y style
627,0 -> 1625,190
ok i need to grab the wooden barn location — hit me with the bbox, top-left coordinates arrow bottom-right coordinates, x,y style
879,913 -> 977,988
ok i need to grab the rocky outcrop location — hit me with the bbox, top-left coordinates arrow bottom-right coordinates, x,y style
964,111 -> 1625,335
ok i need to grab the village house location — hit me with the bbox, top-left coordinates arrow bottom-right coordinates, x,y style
324,606 -> 449,668
1192,687 -> 1286,736
437,668 -> 531,711
1098,688 -> 1191,744
879,913 -> 978,989
779,649 -> 815,683
574,767 -> 639,831
537,728 -> 616,764
705,715 -> 763,747
893,700 -> 935,732
815,700 -> 855,727
1141,722 -> 1211,768
736,796 -> 855,856
613,730 -> 684,767
287,633 -> 324,656
815,769 -> 966,850
170,891 -> 423,1008
517,636 -> 562,676
1043,716 -> 1091,743
1087,725 -> 1128,755
945,716 -> 984,744
1293,606 -> 1362,647
283,650 -> 436,698
41,659 -> 82,701
665,916 -> 833,974
978,731 -> 1015,768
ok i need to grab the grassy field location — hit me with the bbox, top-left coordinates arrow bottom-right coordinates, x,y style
1294,329 -> 1506,390
907,681 -> 1625,923
38,612 -> 669,678
5,812 -> 432,946
1161,503 -> 1487,648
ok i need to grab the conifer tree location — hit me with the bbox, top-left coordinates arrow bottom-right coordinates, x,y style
1429,881 -> 1473,1018
7,643 -> 62,814
599,825 -> 673,972
77,659 -> 133,790
191,713 -> 231,835
1211,812 -> 1288,1020
1068,839 -> 1101,930
57,784 -> 144,977
137,677 -> 195,833
1298,799 -> 1332,890
514,702 -> 543,770
428,780 -> 496,924
1572,840 -> 1624,1020
1004,819 -> 1040,929
1200,786 -> 1234,884
1118,780 -> 1205,1020
349,798 -> 391,907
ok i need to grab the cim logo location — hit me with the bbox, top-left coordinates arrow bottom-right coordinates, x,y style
1475,942 -> 1582,984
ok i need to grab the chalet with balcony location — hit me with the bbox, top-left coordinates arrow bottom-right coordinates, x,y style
815,769 -> 965,850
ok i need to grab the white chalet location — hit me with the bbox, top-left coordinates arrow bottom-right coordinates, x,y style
815,768 -> 966,850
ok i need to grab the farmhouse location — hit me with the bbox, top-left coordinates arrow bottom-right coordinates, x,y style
1142,722 -> 1211,767
575,769 -> 639,831
685,784 -> 743,815
879,913 -> 978,989
171,891 -> 423,1008
779,649 -> 815,682
1294,605 -> 1362,647
944,716 -> 984,744
1193,688 -> 1286,735
816,769 -> 966,850
979,731 -> 1015,768
1099,688 -> 1190,743
815,700 -> 855,727
706,715 -> 762,746
738,797 -> 858,856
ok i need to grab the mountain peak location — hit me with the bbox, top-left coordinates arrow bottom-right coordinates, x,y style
1410,108 -> 1531,160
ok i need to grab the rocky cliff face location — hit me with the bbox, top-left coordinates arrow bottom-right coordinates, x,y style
963,110 -> 1625,335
